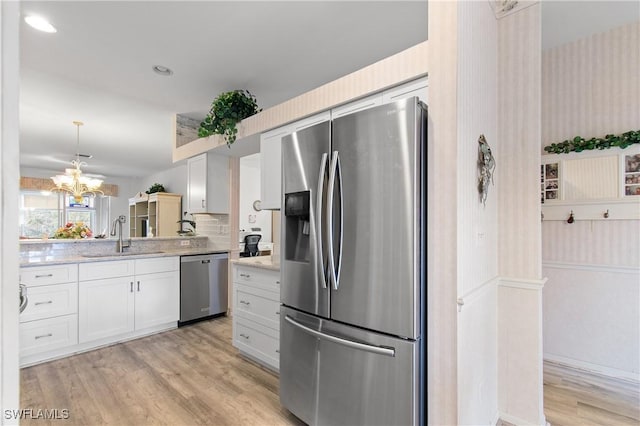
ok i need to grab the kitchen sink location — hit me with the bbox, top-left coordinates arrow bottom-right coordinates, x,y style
82,251 -> 164,258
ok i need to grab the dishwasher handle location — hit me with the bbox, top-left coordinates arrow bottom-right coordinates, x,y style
180,253 -> 228,264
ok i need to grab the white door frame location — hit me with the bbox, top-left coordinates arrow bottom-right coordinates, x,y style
1,1 -> 21,424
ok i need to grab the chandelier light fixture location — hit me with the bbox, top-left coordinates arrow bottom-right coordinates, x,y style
51,121 -> 104,203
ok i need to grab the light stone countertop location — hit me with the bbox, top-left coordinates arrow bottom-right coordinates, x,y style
20,247 -> 229,267
230,256 -> 280,271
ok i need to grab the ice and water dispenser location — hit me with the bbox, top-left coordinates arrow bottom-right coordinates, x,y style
284,191 -> 310,262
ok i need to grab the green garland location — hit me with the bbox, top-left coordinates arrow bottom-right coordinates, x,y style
544,129 -> 640,154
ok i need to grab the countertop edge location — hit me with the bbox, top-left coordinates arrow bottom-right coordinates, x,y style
20,248 -> 230,267
230,257 -> 281,271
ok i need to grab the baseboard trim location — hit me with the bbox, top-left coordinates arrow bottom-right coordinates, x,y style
497,411 -> 547,426
544,355 -> 640,384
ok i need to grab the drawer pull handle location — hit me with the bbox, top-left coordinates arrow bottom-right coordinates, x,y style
34,301 -> 53,306
276,349 -> 280,353
239,300 -> 250,306
276,311 -> 280,315
35,333 -> 53,340
35,274 -> 53,278
130,282 -> 134,293
276,280 -> 280,284
137,281 -> 140,292
239,333 -> 250,339
239,273 -> 251,278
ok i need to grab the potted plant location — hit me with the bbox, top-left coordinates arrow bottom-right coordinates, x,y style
145,183 -> 166,194
198,90 -> 261,147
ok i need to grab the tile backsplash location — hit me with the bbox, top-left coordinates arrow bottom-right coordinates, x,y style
194,213 -> 230,250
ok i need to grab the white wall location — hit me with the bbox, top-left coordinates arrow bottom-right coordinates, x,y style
497,4 -> 545,425
1,0 -> 21,419
239,154 -> 271,243
136,162 -> 187,197
541,21 -> 640,381
455,1 -> 499,424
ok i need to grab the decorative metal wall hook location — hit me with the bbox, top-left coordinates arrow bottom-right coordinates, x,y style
604,209 -> 609,219
477,134 -> 496,207
567,211 -> 575,224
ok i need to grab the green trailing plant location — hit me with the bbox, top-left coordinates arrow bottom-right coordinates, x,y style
544,130 -> 640,154
198,90 -> 261,147
145,183 -> 166,194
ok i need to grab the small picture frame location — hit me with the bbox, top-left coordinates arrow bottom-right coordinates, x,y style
624,154 -> 640,196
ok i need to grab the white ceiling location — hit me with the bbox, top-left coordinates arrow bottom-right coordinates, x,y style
19,1 -> 639,180
541,1 -> 639,50
19,1 -> 428,178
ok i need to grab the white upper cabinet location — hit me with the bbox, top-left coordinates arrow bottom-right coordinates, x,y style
382,77 -> 428,104
187,153 -> 229,214
260,125 -> 291,210
187,153 -> 207,214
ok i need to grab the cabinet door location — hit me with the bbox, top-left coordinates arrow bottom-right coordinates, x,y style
134,271 -> 179,330
78,277 -> 135,343
260,125 -> 291,210
187,153 -> 207,213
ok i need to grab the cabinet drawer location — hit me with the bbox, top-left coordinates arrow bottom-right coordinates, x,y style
79,260 -> 134,280
234,284 -> 280,330
20,282 -> 78,323
20,314 -> 78,357
234,266 -> 280,292
234,318 -> 279,370
135,256 -> 179,275
20,264 -> 77,287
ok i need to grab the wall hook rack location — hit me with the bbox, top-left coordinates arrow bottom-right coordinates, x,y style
567,210 -> 575,224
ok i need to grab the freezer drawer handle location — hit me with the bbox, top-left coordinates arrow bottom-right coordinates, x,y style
284,315 -> 395,357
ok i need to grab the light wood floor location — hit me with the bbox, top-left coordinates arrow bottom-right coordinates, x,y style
21,318 -> 640,426
544,361 -> 640,426
21,317 -> 302,426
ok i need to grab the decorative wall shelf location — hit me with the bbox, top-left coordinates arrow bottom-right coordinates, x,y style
541,145 -> 640,221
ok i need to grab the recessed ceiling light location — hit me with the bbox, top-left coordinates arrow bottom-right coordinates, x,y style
24,15 -> 57,33
152,65 -> 173,76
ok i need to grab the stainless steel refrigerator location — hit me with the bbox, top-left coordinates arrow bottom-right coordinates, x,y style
279,97 -> 426,426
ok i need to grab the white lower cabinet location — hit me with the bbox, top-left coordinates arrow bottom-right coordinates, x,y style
78,276 -> 135,343
20,314 -> 78,358
20,257 -> 179,366
232,264 -> 281,371
79,258 -> 179,344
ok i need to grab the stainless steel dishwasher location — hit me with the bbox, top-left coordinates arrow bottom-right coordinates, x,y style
179,253 -> 228,326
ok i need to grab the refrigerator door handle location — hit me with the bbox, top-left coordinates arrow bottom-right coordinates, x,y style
284,315 -> 396,357
335,153 -> 343,289
316,153 -> 328,289
327,151 -> 339,290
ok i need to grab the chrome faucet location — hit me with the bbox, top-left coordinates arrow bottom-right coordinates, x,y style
110,215 -> 131,253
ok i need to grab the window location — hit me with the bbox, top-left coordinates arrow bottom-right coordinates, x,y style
19,191 -> 110,239
19,191 -> 62,238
